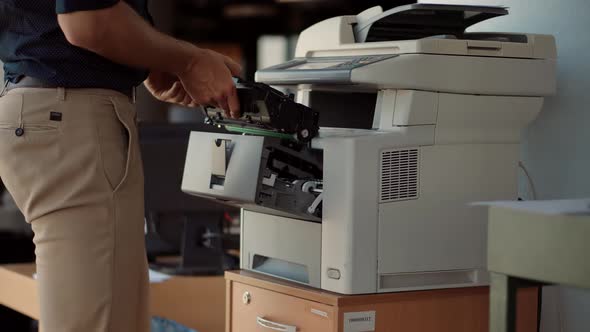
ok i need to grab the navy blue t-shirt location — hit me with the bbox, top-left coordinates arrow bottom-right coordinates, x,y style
0,0 -> 151,90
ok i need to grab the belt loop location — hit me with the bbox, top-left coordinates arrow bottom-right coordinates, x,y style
57,87 -> 66,101
0,80 -> 8,97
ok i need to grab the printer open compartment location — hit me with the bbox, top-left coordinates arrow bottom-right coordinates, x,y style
182,132 -> 323,222
255,138 -> 323,221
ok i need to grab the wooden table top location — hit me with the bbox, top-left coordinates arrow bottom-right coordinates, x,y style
0,263 -> 40,319
0,263 -> 227,332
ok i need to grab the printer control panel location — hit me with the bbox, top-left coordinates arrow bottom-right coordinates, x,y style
256,55 -> 397,84
287,55 -> 395,71
331,56 -> 387,68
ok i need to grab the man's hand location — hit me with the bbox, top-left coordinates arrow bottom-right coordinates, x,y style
144,71 -> 196,107
177,49 -> 242,119
144,49 -> 242,118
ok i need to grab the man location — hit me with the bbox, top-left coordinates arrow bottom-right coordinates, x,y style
0,1 -> 240,331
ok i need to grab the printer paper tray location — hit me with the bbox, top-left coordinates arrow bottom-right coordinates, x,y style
241,210 -> 322,288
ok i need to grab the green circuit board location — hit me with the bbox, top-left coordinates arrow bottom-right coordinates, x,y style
224,124 -> 296,140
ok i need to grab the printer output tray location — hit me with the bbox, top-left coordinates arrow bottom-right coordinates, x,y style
355,3 -> 509,42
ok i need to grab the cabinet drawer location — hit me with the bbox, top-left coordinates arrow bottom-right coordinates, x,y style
230,282 -> 335,332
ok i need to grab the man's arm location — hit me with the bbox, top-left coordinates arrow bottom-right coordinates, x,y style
57,1 -> 241,116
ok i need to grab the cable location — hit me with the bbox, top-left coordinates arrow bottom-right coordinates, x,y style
519,161 -> 537,200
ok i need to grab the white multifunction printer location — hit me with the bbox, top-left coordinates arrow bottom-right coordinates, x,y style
182,4 -> 556,294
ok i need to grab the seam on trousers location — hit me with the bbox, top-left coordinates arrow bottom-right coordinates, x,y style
106,97 -> 119,332
0,80 -> 8,96
107,191 -> 117,332
105,96 -> 141,332
89,101 -> 117,332
106,96 -> 135,332
18,93 -> 24,130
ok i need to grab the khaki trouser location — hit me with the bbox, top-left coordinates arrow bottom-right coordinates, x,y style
0,87 -> 150,332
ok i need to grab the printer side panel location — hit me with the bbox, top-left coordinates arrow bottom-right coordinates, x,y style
320,128 -> 435,294
375,91 -> 542,292
377,144 -> 519,291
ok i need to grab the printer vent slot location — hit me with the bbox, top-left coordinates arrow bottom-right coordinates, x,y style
380,148 -> 419,203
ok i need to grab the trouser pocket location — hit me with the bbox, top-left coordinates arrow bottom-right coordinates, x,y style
0,93 -> 59,134
97,97 -> 136,193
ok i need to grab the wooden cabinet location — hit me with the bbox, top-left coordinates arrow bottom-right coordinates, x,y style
231,282 -> 335,332
226,271 -> 539,332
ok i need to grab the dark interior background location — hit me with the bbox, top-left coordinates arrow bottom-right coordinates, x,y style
173,0 -> 416,79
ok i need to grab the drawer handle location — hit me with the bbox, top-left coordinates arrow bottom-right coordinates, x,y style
256,316 -> 297,332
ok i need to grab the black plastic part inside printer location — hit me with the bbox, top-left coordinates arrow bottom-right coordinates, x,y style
205,81 -> 320,142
